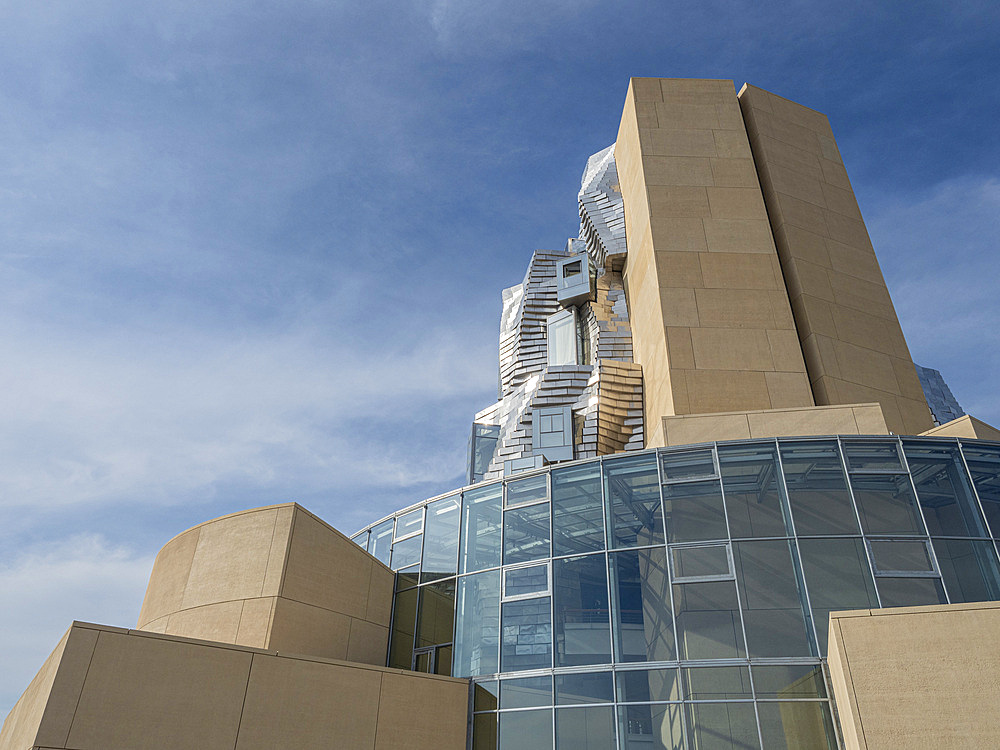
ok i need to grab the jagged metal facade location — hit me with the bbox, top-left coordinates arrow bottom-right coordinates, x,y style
471,147 -> 643,481
915,364 -> 965,426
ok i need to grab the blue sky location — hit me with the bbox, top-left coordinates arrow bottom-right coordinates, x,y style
2,0 -> 999,710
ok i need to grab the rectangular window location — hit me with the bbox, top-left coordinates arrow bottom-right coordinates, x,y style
610,548 -> 674,663
547,309 -> 577,366
507,473 -> 549,507
671,544 -> 733,582
501,597 -> 552,672
867,538 -> 937,575
553,554 -> 612,667
503,503 -> 551,565
453,570 -> 500,677
503,563 -> 551,600
394,507 -> 424,540
460,483 -> 502,574
661,447 -> 717,482
552,464 -> 605,556
662,480 -> 728,543
421,494 -> 461,582
605,455 -> 664,549
720,443 -> 792,538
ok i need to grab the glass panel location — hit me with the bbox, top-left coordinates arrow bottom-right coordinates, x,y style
672,545 -> 731,580
961,445 -> 1000,534
390,534 -> 422,571
875,576 -> 947,607
606,455 -> 664,549
388,587 -> 417,669
752,664 -> 826,698
756,702 -> 837,750
501,597 -> 552,671
508,473 -> 549,507
616,668 -> 680,702
499,709 -> 553,750
661,447 -> 716,481
421,495 -> 461,582
553,554 -> 612,667
851,473 -> 924,535
556,706 -> 615,750
504,564 -> 549,599
548,310 -> 577,366
473,713 -> 498,750
663,480 -> 728,543
504,503 -> 551,565
932,539 -> 1000,602
905,443 -> 987,537
555,672 -> 614,705
454,569 -> 500,677
416,579 -> 456,649
611,549 -> 674,663
618,704 -> 685,750
733,540 -> 814,657
720,443 -> 791,538
500,676 -> 552,708
475,681 -> 499,711
369,519 -> 394,566
350,529 -> 369,549
460,483 -> 502,574
395,507 -> 423,538
395,566 -> 419,591
869,539 -> 934,573
673,580 -> 745,660
552,464 -> 605,555
780,441 -> 860,535
685,703 -> 760,750
414,650 -> 432,673
435,644 -> 452,676
843,440 -> 904,471
682,665 -> 752,700
797,538 -> 878,653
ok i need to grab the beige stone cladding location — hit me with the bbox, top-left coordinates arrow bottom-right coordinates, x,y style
615,78 -> 814,448
737,84 -> 933,436
137,503 -> 393,665
828,602 -> 1000,749
921,414 -> 1000,441
660,402 -> 888,447
0,622 -> 468,750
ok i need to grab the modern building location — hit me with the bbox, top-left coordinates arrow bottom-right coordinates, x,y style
5,78 -> 1000,750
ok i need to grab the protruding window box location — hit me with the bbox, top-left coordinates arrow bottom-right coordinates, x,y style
556,255 -> 594,307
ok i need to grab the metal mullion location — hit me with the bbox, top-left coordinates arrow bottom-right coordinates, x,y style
716,443 -> 751,665
837,437 -> 883,609
775,440 -> 822,658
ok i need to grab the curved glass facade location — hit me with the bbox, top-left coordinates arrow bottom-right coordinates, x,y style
351,436 -> 1000,749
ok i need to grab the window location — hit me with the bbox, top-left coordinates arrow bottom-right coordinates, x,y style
532,407 -> 574,462
547,309 -> 577,366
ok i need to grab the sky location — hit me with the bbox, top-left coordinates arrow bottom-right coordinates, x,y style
1,0 -> 999,711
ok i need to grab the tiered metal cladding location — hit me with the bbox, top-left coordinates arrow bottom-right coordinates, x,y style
352,435 -> 1000,750
471,146 -> 642,480
915,364 -> 966,426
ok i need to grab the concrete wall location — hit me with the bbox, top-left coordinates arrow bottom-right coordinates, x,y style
137,503 -> 393,665
615,78 -> 815,448
922,414 -> 1000,441
828,602 -> 1000,749
0,622 -> 469,750
660,401 -> 887,446
737,84 -> 933,436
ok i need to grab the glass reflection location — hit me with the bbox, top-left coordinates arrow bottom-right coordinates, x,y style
454,570 -> 500,677
507,473 -> 548,507
756,702 -> 837,750
552,464 -> 606,555
961,445 -> 1000,534
388,587 -> 417,669
797,538 -> 878,653
663,480 -> 728,543
850,473 -> 924,535
416,579 -> 456,649
461,484 -> 502,574
556,706 -> 615,750
500,676 -> 552,708
752,665 -> 825,698
499,709 -> 552,750
905,442 -> 987,537
733,540 -> 813,657
616,668 -> 680,702
611,549 -> 674,662
875,576 -> 947,607
661,447 -> 716,481
868,539 -> 934,573
685,703 -> 760,750
473,713 -> 498,750
720,443 -> 791,538
369,518 -> 394,566
932,538 -> 1000,602
390,534 -> 422,571
504,503 -> 551,565
553,554 -> 612,667
606,455 -> 664,549
673,580 -> 745,660
682,665 -> 752,700
780,441 -> 859,535
843,440 -> 904,471
554,672 -> 614,705
422,495 -> 461,582
501,597 -> 552,672
618,704 -> 684,750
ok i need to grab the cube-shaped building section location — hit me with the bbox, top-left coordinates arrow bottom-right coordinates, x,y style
6,78 -> 1000,750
